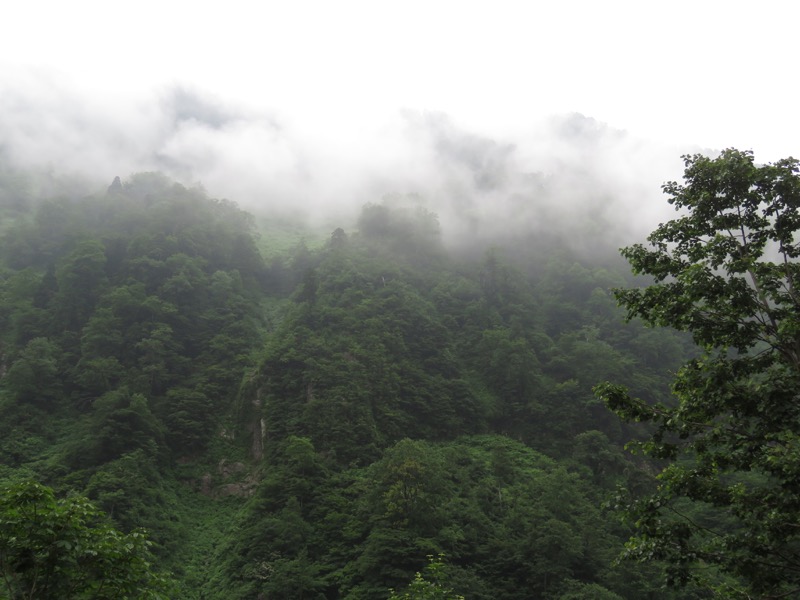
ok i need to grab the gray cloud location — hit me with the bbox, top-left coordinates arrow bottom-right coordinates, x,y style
0,75 -> 696,258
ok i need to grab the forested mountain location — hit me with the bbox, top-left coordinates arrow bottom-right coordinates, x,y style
0,167 -> 702,598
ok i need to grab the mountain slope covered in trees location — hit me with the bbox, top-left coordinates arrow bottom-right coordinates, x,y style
0,167 -> 703,598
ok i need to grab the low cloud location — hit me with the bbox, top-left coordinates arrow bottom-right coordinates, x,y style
0,74 -> 695,258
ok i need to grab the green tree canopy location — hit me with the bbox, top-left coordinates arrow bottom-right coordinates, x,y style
596,149 -> 800,597
0,480 -> 171,599
388,555 -> 464,600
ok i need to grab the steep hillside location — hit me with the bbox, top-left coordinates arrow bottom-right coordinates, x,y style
0,170 -> 701,598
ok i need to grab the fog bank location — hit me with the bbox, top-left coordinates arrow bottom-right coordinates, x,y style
0,77 -> 698,255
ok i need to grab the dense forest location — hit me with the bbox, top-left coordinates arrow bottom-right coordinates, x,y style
0,164 -> 715,599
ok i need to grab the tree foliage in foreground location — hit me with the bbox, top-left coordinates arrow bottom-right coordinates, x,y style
0,480 -> 171,599
596,149 -> 800,597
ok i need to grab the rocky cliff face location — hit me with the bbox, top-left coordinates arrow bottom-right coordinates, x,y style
199,459 -> 257,498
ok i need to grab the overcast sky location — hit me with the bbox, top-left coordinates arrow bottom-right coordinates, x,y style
5,0 -> 796,153
1,0 -> 797,246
